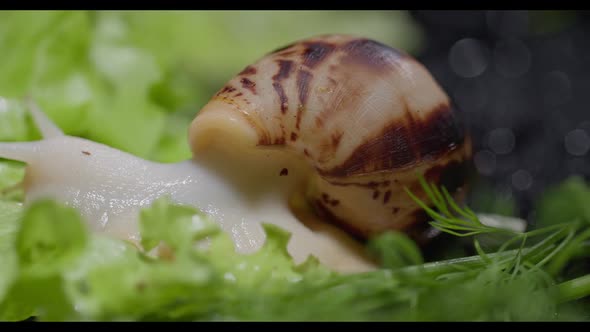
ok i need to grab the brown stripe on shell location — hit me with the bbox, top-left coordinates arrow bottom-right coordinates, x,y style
321,102 -> 467,177
296,104 -> 305,130
290,132 -> 298,141
383,190 -> 392,204
239,65 -> 257,76
270,123 -> 287,145
296,70 -> 313,106
269,42 -> 297,55
323,121 -> 415,177
240,78 -> 257,94
301,41 -> 336,68
416,104 -> 467,162
339,38 -> 406,72
372,190 -> 380,200
295,69 -> 313,131
217,85 -> 236,95
272,60 -> 293,114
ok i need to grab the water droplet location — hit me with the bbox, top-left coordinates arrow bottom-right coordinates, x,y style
493,38 -> 531,78
474,150 -> 496,175
488,127 -> 516,154
564,129 -> 590,156
449,38 -> 490,78
512,169 -> 533,191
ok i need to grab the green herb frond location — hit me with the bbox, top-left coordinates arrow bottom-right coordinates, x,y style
404,176 -> 515,237
401,175 -> 590,307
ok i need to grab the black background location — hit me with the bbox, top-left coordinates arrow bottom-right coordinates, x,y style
410,10 -> 590,221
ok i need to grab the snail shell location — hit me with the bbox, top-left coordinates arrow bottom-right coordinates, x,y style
190,34 -> 472,241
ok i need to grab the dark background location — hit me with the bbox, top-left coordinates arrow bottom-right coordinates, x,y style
409,10 -> 590,222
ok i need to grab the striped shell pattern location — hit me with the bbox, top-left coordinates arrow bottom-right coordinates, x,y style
189,34 -> 472,242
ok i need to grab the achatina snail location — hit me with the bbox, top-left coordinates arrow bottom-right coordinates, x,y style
0,34 -> 472,273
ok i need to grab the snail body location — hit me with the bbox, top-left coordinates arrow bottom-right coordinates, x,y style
0,35 -> 471,273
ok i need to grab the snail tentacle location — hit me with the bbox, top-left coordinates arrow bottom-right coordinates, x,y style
0,100 -> 61,163
25,98 -> 64,138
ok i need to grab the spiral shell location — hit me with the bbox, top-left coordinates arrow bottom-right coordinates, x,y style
189,34 -> 472,241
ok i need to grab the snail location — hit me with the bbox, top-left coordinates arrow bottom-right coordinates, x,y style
0,34 -> 472,273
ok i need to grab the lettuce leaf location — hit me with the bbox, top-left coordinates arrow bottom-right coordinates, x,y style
0,198 -> 582,321
0,200 -> 21,304
0,12 -> 167,160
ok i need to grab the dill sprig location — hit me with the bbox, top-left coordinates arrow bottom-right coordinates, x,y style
402,176 -> 590,306
404,176 -> 517,237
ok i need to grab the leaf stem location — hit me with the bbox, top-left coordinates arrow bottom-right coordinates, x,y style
557,274 -> 590,303
391,241 -> 590,280
393,248 -> 533,278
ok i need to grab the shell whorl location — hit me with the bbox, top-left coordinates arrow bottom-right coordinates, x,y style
190,34 -> 472,240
